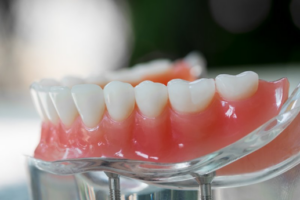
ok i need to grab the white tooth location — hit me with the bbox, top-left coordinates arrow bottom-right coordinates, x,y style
146,59 -> 171,74
30,82 -> 47,120
168,79 -> 215,113
85,75 -> 108,86
37,79 -> 60,125
133,59 -> 171,77
216,71 -> 259,101
183,51 -> 206,78
50,86 -> 78,127
61,76 -> 84,88
135,81 -> 168,118
71,84 -> 105,128
105,69 -> 142,83
104,81 -> 135,121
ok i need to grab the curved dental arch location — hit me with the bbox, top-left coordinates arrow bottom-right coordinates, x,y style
31,70 -> 259,128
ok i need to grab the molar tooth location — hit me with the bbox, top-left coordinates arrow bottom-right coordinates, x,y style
216,71 -> 259,101
30,82 -> 47,120
61,76 -> 84,88
135,81 -> 168,118
104,81 -> 135,121
50,86 -> 78,127
37,79 -> 60,125
168,78 -> 215,113
71,84 -> 105,128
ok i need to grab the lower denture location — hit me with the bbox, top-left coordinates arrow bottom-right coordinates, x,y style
34,78 -> 290,164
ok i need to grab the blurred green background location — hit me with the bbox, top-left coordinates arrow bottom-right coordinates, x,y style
129,0 -> 300,67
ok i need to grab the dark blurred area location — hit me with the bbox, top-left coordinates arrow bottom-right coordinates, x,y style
130,0 -> 300,66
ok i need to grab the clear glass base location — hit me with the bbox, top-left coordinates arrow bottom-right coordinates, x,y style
28,161 -> 300,200
27,83 -> 300,199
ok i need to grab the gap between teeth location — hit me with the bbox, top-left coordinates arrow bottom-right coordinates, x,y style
31,71 -> 258,127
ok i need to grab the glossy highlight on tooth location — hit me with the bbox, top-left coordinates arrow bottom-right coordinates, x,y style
135,81 -> 168,118
37,79 -> 60,125
34,76 -> 290,163
50,86 -> 78,127
216,71 -> 259,101
104,81 -> 135,121
72,84 -> 105,128
168,78 -> 215,113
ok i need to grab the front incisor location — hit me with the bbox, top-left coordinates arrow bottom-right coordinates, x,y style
135,81 -> 168,118
104,81 -> 135,121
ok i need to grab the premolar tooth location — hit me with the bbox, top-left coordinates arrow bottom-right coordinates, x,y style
30,82 -> 47,120
71,84 -> 105,128
216,71 -> 259,101
50,86 -> 78,127
38,79 -> 60,125
135,81 -> 168,117
61,76 -> 84,88
168,79 -> 215,113
104,81 -> 135,121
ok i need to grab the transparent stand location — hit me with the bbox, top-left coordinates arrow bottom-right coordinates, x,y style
27,83 -> 300,199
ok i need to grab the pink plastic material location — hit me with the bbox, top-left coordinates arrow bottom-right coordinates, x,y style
34,79 -> 289,163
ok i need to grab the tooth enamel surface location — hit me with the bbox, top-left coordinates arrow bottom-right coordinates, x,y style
38,79 -> 60,124
30,82 -> 47,120
133,59 -> 171,77
61,76 -> 84,88
135,81 -> 168,118
104,81 -> 135,121
168,79 -> 215,113
216,71 -> 259,101
50,86 -> 78,127
183,51 -> 206,78
72,84 -> 105,128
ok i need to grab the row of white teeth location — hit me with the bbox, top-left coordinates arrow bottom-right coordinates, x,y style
48,59 -> 173,88
31,71 -> 258,128
38,51 -> 204,88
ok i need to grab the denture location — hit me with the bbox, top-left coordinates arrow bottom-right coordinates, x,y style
32,54 -> 290,165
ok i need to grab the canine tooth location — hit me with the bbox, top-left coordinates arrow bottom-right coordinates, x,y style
71,84 -> 105,128
30,82 -> 47,120
135,81 -> 168,117
38,79 -> 60,124
61,76 -> 84,88
104,81 -> 135,121
168,79 -> 215,113
50,86 -> 78,127
216,71 -> 259,101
